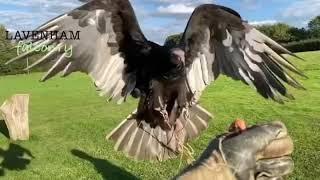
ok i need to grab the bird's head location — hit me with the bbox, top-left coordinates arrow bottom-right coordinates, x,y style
170,48 -> 185,66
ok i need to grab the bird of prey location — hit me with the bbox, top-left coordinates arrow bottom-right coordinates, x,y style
6,0 -> 304,161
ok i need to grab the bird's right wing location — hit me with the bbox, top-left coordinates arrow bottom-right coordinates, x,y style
7,0 -> 150,104
181,4 -> 305,103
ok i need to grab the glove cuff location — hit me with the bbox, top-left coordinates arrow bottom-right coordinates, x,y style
175,134 -> 236,180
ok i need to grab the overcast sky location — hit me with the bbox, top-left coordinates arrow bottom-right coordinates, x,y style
0,0 -> 319,44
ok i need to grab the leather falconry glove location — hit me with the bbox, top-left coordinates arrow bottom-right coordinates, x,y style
176,121 -> 294,180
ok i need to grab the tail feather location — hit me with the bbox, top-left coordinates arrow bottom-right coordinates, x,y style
127,127 -> 143,157
106,104 -> 213,161
118,122 -> 137,150
183,105 -> 213,140
135,127 -> 151,160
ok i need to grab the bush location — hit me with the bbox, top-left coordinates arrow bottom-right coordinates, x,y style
256,23 -> 295,43
283,39 -> 320,53
0,47 -> 46,76
164,33 -> 182,48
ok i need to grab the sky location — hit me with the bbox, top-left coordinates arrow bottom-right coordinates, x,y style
0,0 -> 319,44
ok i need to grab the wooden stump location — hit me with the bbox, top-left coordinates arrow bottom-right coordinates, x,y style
0,94 -> 30,141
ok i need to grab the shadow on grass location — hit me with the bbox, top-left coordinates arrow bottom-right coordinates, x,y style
0,144 -> 34,176
71,149 -> 139,180
0,120 -> 9,139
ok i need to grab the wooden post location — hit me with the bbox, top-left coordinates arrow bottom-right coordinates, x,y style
0,94 -> 30,141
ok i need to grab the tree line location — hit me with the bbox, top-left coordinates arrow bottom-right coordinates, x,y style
256,16 -> 320,43
0,25 -> 23,75
0,25 -> 44,75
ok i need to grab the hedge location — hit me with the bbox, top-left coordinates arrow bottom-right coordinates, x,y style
283,39 -> 320,53
0,48 -> 45,76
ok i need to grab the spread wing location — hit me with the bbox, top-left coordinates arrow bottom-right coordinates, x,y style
181,4 -> 305,103
6,0 -> 150,104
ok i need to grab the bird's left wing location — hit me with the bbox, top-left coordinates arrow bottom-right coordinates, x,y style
180,4 -> 305,103
6,0 -> 150,103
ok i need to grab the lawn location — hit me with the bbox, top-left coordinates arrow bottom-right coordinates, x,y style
0,51 -> 319,180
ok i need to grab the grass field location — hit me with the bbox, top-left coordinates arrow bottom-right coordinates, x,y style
0,51 -> 319,179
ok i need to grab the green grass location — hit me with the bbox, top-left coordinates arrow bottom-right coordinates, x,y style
0,51 -> 319,179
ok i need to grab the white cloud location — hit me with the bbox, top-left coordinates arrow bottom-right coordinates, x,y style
152,0 -> 213,6
281,0 -> 320,27
282,0 -> 320,19
142,18 -> 188,44
0,11 -> 44,30
250,20 -> 278,26
144,22 -> 186,44
0,0 -> 80,12
236,0 -> 259,10
157,4 -> 195,15
0,0 -> 81,30
151,0 -> 214,18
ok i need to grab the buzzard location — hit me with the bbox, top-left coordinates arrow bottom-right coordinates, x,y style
6,0 -> 304,161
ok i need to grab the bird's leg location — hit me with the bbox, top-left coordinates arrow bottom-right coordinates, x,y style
150,80 -> 171,130
191,91 -> 202,104
176,82 -> 190,116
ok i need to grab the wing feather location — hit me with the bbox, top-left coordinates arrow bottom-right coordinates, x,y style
181,4 -> 305,102
6,0 -> 149,103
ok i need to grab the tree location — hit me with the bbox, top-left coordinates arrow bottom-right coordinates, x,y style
0,25 -> 12,50
289,27 -> 310,41
308,16 -> 320,38
0,25 -> 19,75
256,23 -> 294,43
164,33 -> 182,48
0,24 -> 47,75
